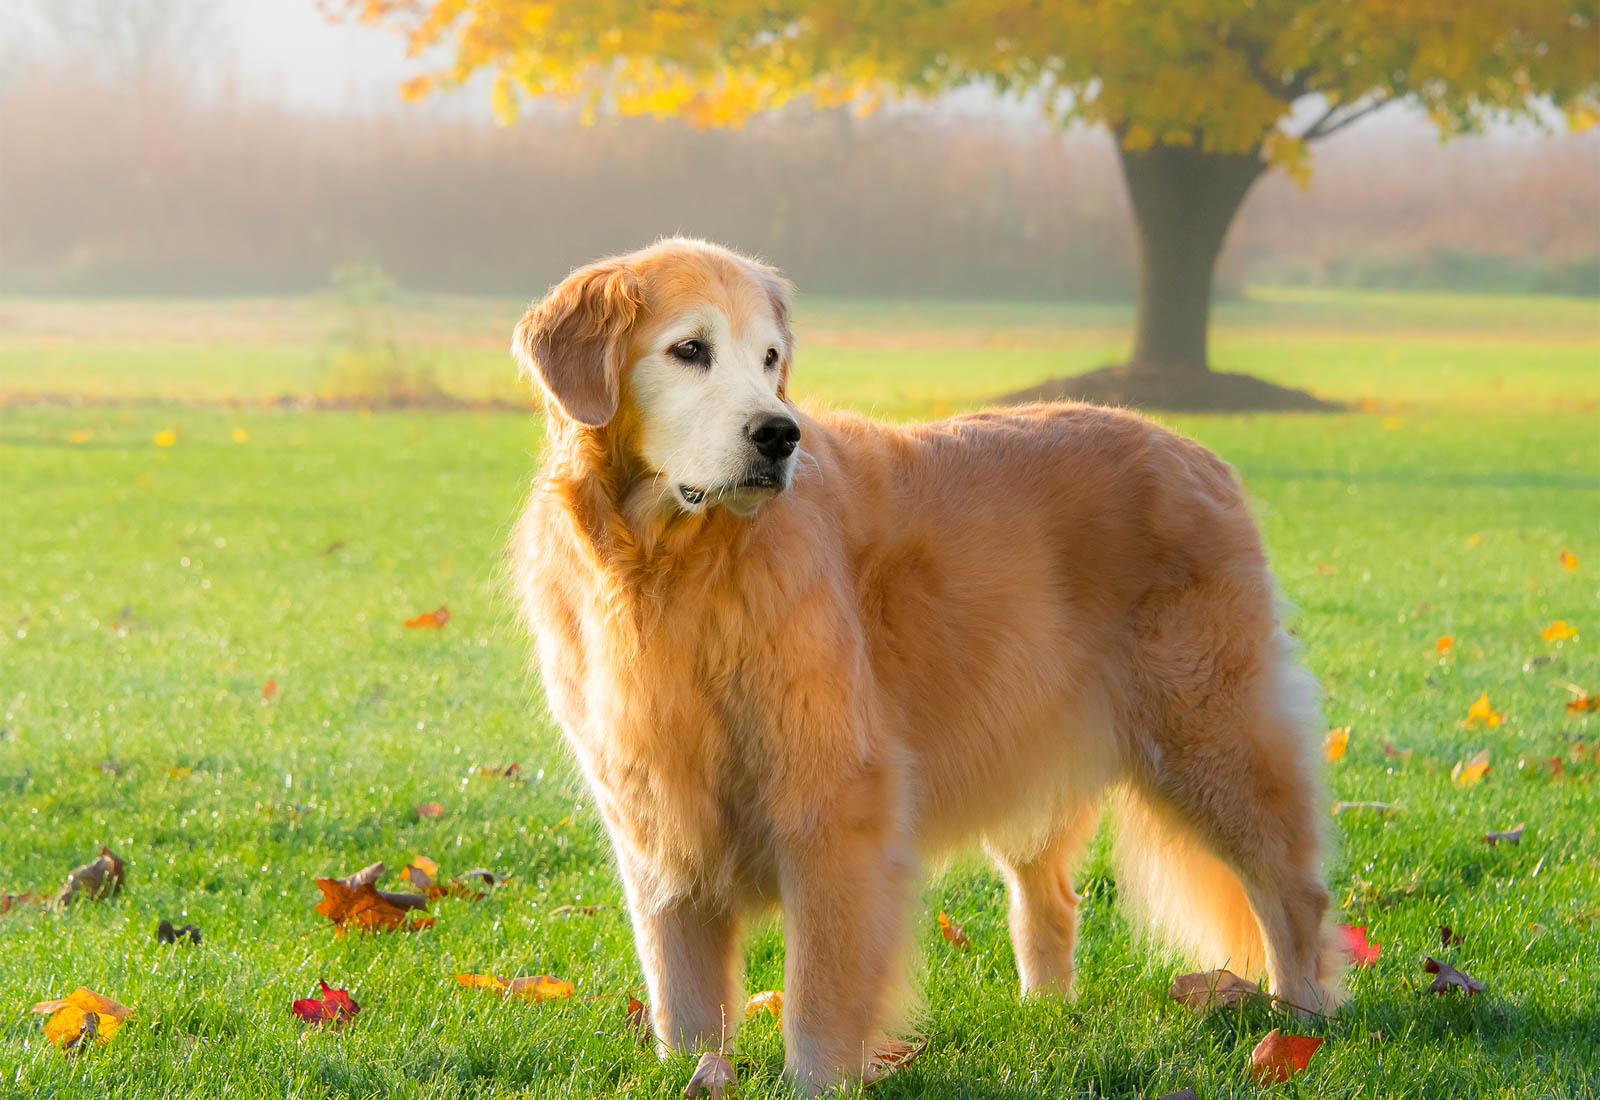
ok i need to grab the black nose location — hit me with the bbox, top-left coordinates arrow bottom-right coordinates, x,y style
746,414 -> 800,459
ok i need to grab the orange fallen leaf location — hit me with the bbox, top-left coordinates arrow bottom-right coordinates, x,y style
937,910 -> 970,951
1313,562 -> 1338,575
455,972 -> 574,1001
625,995 -> 652,1046
291,980 -> 360,1025
32,988 -> 133,1049
1549,755 -> 1565,778
1560,549 -> 1578,571
1452,748 -> 1491,787
261,678 -> 277,704
404,606 -> 450,629
1483,823 -> 1525,846
1249,1028 -> 1324,1083
56,846 -> 125,906
1423,956 -> 1486,995
415,801 -> 445,818
1338,924 -> 1381,967
1567,691 -> 1599,715
1324,726 -> 1350,762
1541,620 -> 1578,642
314,864 -> 432,932
1465,692 -> 1504,729
1436,635 -> 1455,656
746,990 -> 783,1021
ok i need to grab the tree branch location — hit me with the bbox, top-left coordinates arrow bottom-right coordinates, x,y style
1299,94 -> 1393,142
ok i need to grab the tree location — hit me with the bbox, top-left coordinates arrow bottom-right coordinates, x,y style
336,0 -> 1597,404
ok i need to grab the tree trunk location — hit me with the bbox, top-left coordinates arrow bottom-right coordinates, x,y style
1116,141 -> 1267,374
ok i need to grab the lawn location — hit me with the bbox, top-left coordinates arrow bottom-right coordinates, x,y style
1,288 -> 1597,1098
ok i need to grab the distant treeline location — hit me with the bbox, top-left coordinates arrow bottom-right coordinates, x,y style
2,68 -> 1596,298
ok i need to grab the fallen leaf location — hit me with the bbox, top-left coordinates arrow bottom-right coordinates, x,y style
1466,533 -> 1482,547
455,973 -> 574,1001
1439,926 -> 1463,947
3,891 -> 42,916
1452,748 -> 1491,787
32,988 -> 133,1049
1332,800 -> 1396,816
1541,620 -> 1578,642
154,428 -> 176,447
232,427 -> 249,443
261,678 -> 277,704
1564,685 -> 1599,715
156,919 -> 201,945
1313,562 -> 1338,575
1560,549 -> 1579,571
1483,823 -> 1525,846
625,996 -> 653,1047
937,910 -> 970,951
1524,654 -> 1555,671
401,855 -> 439,890
1423,957 -> 1486,995
1338,924 -> 1381,967
683,1051 -> 738,1098
314,865 -> 432,933
291,980 -> 360,1025
1436,635 -> 1455,656
746,990 -> 783,1021
1324,726 -> 1350,761
552,904 -> 612,919
415,801 -> 445,818
320,540 -> 345,556
1465,692 -> 1504,729
1167,969 -> 1263,1012
1383,744 -> 1413,759
67,429 -> 92,444
56,847 -> 126,906
166,765 -> 191,777
1249,1028 -> 1324,1083
864,1038 -> 926,1084
404,606 -> 450,629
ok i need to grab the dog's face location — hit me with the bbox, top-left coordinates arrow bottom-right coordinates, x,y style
514,239 -> 797,517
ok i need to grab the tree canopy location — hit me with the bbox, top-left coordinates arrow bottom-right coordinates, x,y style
340,0 -> 1597,170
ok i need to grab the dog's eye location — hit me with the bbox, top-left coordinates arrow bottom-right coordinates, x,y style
764,347 -> 780,368
669,339 -> 704,363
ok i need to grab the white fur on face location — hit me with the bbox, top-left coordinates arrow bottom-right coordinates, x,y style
630,305 -> 794,516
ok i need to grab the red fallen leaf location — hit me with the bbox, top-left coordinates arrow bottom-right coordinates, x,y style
3,891 -> 42,916
1249,1029 -> 1324,1083
313,864 -> 433,932
937,910 -> 970,951
291,980 -> 360,1026
625,996 -> 653,1048
415,801 -> 445,818
261,678 -> 277,704
1439,926 -> 1463,947
57,847 -> 126,906
1338,924 -> 1381,967
1423,957 -> 1486,995
404,606 -> 450,629
1483,823 -> 1525,846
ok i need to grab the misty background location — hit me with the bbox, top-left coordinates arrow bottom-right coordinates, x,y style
2,0 -> 1596,300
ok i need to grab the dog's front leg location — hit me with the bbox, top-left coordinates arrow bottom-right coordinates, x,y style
627,890 -> 742,1056
779,782 -> 915,1094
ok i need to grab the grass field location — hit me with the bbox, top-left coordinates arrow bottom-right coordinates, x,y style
1,288 -> 1597,1098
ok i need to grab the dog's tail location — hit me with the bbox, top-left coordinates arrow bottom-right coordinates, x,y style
1109,785 -> 1269,978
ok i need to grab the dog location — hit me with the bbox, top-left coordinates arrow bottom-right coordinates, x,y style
510,238 -> 1344,1094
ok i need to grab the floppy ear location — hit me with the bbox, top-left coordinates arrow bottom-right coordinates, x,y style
512,261 -> 640,427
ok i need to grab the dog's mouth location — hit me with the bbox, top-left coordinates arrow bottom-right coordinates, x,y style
678,472 -> 783,511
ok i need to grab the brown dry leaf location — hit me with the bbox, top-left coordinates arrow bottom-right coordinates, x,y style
404,606 -> 450,629
455,973 -> 574,1001
864,1038 -> 926,1084
1423,956 -> 1486,995
745,990 -> 782,1022
415,801 -> 445,818
1452,748 -> 1491,787
1167,969 -> 1264,1012
32,988 -> 133,1049
552,904 -> 612,919
314,868 -> 432,933
401,856 -> 439,892
56,847 -> 126,906
1249,1029 -> 1324,1083
937,910 -> 970,951
683,1051 -> 738,1099
1324,726 -> 1350,762
156,919 -> 201,945
1439,926 -> 1463,947
1483,823 -> 1525,846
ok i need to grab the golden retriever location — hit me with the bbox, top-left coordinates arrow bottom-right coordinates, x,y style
510,238 -> 1343,1094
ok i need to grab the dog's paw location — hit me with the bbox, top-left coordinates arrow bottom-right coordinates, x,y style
683,1051 -> 738,1098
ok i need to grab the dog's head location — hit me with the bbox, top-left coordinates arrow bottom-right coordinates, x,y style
514,238 -> 798,517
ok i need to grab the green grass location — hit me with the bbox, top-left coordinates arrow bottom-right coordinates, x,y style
1,288 -> 1598,1098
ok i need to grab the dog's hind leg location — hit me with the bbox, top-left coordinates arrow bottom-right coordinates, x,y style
988,801 -> 1102,997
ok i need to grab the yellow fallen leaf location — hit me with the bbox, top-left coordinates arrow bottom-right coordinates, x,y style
1560,549 -> 1578,571
746,990 -> 783,1021
1324,726 -> 1350,762
1451,748 -> 1491,787
1541,620 -> 1578,642
937,910 -> 970,951
1436,635 -> 1454,656
232,427 -> 249,443
154,428 -> 176,447
32,988 -> 133,1049
1466,533 -> 1482,547
455,973 -> 573,1001
1465,692 -> 1504,729
67,429 -> 92,444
